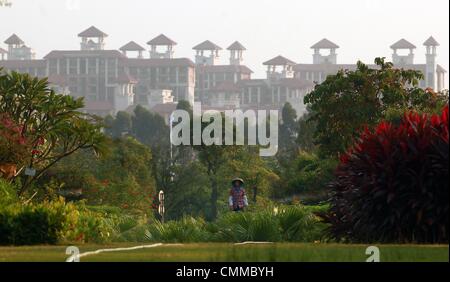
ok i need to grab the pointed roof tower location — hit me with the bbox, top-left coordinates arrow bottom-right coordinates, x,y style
311,38 -> 339,49
227,41 -> 246,50
193,40 -> 222,50
78,26 -> 108,38
147,34 -> 177,46
423,36 -> 439,46
120,41 -> 145,51
390,39 -> 416,49
263,55 -> 296,66
4,34 -> 24,45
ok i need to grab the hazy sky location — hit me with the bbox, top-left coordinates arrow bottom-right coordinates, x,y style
1,0 -> 449,85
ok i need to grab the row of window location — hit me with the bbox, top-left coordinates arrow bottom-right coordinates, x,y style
128,66 -> 192,84
5,67 -> 46,77
49,58 -> 118,76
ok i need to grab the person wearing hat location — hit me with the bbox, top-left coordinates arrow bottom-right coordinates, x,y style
229,178 -> 248,211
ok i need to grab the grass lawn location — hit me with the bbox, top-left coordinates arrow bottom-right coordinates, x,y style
0,243 -> 447,262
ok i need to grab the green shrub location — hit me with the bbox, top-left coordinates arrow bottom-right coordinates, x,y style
108,214 -> 151,242
213,205 -> 326,243
141,206 -> 327,243
289,153 -> 337,194
70,209 -> 114,243
0,198 -> 78,245
0,199 -> 120,245
12,206 -> 60,245
274,152 -> 337,203
146,217 -> 210,243
0,179 -> 18,206
277,206 -> 325,242
213,212 -> 254,242
0,210 -> 13,243
214,211 -> 281,242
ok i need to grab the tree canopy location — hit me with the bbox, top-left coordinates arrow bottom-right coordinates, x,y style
304,57 -> 448,157
0,70 -> 108,195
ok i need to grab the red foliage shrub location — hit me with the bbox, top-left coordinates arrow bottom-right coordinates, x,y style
326,105 -> 449,243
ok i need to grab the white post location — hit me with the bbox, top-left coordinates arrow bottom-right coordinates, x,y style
158,190 -> 165,223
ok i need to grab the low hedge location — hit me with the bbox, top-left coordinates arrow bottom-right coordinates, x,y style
0,200 -> 73,245
0,198 -> 117,245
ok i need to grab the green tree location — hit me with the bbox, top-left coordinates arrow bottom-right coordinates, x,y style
131,105 -> 169,146
277,102 -> 299,166
273,151 -> 337,203
110,111 -> 132,138
296,110 -> 317,153
42,137 -> 155,214
304,57 -> 447,157
0,70 -> 107,195
279,102 -> 298,148
196,142 -> 232,220
226,146 -> 279,204
164,161 -> 210,219
188,110 -> 235,220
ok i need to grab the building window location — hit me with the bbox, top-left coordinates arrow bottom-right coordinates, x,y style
99,59 -> 106,75
107,59 -> 116,73
107,87 -> 115,101
69,58 -> 78,75
88,58 -> 96,74
79,59 -> 87,75
49,59 -> 57,74
60,59 -> 67,75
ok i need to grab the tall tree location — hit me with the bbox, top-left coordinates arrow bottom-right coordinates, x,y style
131,105 -> 169,146
103,111 -> 132,138
277,102 -> 299,167
0,70 -> 107,195
296,110 -> 317,153
304,57 -> 448,157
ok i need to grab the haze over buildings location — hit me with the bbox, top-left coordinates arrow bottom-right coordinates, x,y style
0,0 -> 448,117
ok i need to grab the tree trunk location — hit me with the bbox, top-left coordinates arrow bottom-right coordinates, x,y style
210,176 -> 218,221
253,186 -> 258,203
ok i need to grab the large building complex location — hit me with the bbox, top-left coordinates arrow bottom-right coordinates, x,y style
0,26 -> 447,118
0,27 -> 195,117
294,37 -> 447,92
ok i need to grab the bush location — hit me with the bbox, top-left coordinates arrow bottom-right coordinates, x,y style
0,198 -> 78,245
274,152 -> 337,203
42,137 -> 156,215
325,106 -> 449,243
0,199 -> 119,245
0,179 -> 17,206
277,206 -> 325,242
289,153 -> 337,193
146,217 -> 210,243
214,211 -> 281,242
142,205 -> 327,243
70,208 -> 115,243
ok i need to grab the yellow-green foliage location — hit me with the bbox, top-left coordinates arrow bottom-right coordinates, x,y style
0,198 -> 116,245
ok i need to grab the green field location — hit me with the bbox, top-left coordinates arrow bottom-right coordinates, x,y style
0,243 -> 447,262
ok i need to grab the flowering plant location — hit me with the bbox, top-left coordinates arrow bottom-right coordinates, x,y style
0,113 -> 31,165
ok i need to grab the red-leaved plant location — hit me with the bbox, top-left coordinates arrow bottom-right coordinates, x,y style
325,105 -> 449,243
0,113 -> 31,165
